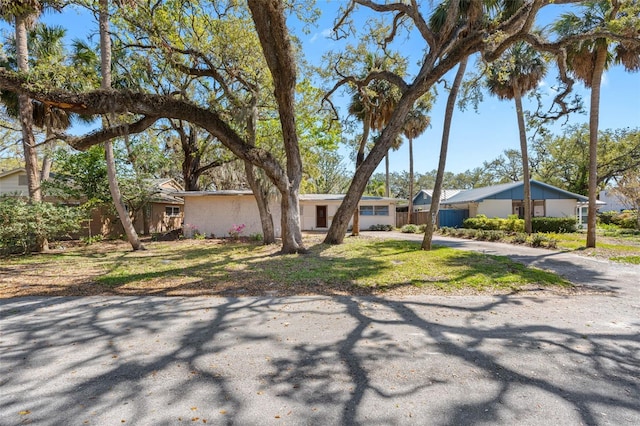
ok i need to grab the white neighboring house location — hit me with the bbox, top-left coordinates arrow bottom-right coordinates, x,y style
598,190 -> 632,212
175,191 -> 399,238
0,168 -> 29,196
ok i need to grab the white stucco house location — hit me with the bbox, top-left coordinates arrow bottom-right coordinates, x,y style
174,191 -> 399,238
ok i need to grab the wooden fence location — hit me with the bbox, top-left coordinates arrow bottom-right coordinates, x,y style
396,211 -> 430,228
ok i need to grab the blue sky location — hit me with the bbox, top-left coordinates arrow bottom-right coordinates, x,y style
2,2 -> 639,176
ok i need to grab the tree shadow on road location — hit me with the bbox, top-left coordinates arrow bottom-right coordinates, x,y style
2,294 -> 638,425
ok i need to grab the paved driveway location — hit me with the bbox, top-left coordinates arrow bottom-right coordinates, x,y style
1,235 -> 639,425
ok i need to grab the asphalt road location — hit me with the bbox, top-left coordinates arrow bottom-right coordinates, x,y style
1,235 -> 639,425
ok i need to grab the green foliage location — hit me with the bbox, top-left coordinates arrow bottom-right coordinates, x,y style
463,214 -> 525,232
401,224 -> 419,233
510,233 -> 528,244
437,226 -> 558,249
80,234 -> 104,245
531,125 -> 640,195
599,210 -> 639,229
0,197 -> 86,255
368,224 -> 394,231
249,232 -> 264,241
527,233 -> 558,249
531,217 -> 576,233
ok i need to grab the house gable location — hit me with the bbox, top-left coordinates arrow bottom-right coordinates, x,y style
413,190 -> 433,206
483,181 -> 587,201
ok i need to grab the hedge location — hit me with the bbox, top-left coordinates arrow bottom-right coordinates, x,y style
464,215 -> 576,233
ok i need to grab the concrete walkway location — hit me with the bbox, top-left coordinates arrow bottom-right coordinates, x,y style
1,235 -> 639,425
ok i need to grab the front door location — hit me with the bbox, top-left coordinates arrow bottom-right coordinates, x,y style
316,205 -> 327,228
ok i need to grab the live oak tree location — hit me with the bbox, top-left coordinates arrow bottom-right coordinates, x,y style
1,0 -> 638,253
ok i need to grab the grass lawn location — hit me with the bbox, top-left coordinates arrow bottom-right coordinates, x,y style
548,231 -> 640,264
0,236 -> 572,298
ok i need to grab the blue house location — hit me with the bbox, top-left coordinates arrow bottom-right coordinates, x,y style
429,180 -> 598,227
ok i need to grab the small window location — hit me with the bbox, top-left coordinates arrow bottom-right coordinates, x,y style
18,175 -> 28,186
165,206 -> 181,217
359,205 -> 374,216
374,205 -> 389,216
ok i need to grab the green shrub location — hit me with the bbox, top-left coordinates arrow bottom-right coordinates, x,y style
464,215 -> 524,232
401,224 -> 419,233
80,234 -> 104,245
527,233 -> 558,248
510,233 -> 528,244
599,211 -> 638,230
249,232 -> 264,241
531,217 -> 576,233
0,197 -> 86,255
418,224 -> 427,233
528,233 -> 546,247
369,224 -> 394,231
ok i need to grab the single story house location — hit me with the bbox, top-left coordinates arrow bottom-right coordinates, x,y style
174,191 -> 399,238
435,180 -> 603,227
598,189 -> 632,212
0,168 -> 184,236
0,168 -> 31,196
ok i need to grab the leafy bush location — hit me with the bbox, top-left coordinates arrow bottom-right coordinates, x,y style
249,232 -> 263,241
510,233 -> 528,244
0,197 -> 86,255
401,224 -> 419,233
368,224 -> 394,231
527,233 -> 558,248
81,234 -> 104,245
463,215 -> 524,232
531,217 -> 576,233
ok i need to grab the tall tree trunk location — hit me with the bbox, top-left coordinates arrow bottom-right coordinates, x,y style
586,41 -> 607,248
407,137 -> 414,223
352,117 -> 371,237
422,58 -> 467,250
100,0 -> 144,250
385,153 -> 390,198
248,0 -> 304,254
245,161 -> 276,244
514,86 -> 532,235
16,13 -> 48,252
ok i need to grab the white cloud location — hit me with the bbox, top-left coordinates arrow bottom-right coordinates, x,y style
310,28 -> 334,43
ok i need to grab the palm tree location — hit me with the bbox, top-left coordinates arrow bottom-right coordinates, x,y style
402,99 -> 431,222
422,57 -> 468,250
98,0 -> 145,250
0,1 -> 42,205
555,1 -> 640,248
348,55 -> 403,235
384,135 -> 402,198
485,41 -> 547,235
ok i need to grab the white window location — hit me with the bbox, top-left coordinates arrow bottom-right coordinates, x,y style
18,175 -> 27,186
360,205 -> 389,216
165,206 -> 181,217
374,205 -> 389,216
360,205 -> 374,216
